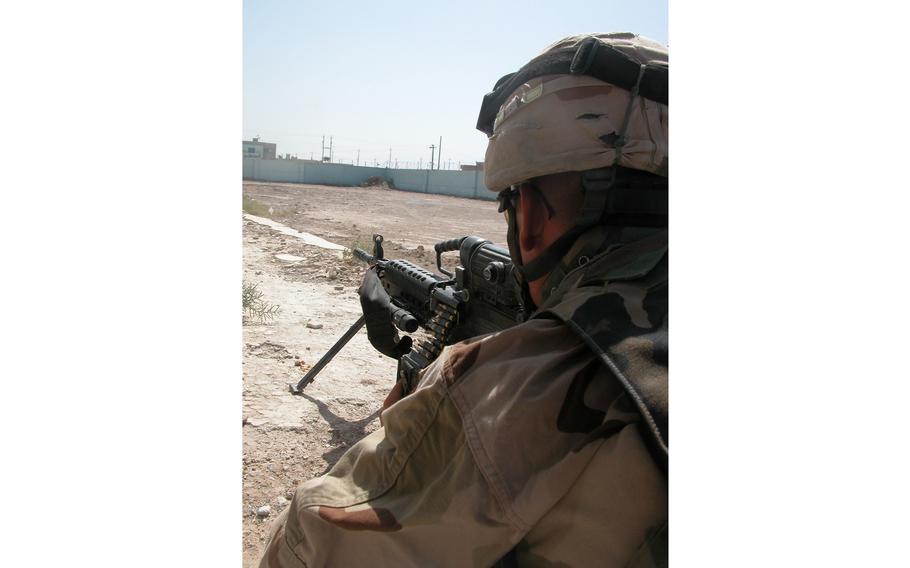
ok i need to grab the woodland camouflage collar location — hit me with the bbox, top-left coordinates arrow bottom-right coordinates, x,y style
534,228 -> 668,315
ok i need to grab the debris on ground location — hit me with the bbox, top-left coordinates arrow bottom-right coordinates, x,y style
360,176 -> 395,189
256,505 -> 271,518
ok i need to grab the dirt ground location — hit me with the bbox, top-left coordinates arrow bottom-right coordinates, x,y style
241,181 -> 506,566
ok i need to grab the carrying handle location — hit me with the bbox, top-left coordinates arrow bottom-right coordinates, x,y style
434,236 -> 466,277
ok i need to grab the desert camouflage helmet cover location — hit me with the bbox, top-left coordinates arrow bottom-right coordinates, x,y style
479,33 -> 668,192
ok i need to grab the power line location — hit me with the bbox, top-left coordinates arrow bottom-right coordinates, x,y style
247,130 -> 484,167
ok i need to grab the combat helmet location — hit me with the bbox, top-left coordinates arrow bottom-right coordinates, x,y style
476,33 -> 668,306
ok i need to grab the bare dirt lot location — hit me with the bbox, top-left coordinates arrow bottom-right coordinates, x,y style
242,181 -> 506,566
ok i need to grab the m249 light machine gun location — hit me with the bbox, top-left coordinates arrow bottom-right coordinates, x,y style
289,234 -> 525,396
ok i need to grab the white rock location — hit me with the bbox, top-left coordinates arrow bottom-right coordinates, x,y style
256,505 -> 271,518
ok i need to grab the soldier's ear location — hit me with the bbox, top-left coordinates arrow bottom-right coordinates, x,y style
517,184 -> 547,254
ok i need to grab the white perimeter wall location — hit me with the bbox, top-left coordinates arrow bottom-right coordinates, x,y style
243,158 -> 495,201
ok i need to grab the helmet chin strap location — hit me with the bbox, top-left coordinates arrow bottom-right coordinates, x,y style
505,208 -> 537,314
506,168 -> 615,302
506,166 -> 668,311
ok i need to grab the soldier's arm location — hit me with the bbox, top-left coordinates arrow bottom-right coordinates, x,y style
259,350 -> 523,568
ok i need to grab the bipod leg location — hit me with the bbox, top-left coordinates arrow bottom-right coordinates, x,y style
289,315 -> 366,394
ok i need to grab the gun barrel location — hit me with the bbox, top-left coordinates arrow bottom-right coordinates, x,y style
353,248 -> 376,264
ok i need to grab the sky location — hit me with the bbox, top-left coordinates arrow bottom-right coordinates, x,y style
244,0 -> 668,169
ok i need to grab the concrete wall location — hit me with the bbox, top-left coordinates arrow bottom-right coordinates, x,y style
242,158 -> 495,201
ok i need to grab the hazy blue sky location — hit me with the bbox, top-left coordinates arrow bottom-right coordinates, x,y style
244,0 -> 667,168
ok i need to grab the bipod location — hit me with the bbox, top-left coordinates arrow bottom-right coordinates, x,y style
289,315 -> 366,394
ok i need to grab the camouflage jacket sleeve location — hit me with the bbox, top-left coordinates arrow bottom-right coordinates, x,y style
260,317 -> 666,568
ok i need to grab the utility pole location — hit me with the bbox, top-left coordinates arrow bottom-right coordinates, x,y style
329,136 -> 333,163
322,135 -> 334,163
357,149 -> 360,166
418,157 -> 422,169
429,144 -> 436,171
438,136 -> 442,170
388,147 -> 392,168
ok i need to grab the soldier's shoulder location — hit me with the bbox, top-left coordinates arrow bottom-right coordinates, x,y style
439,316 -> 583,386
441,315 -> 633,530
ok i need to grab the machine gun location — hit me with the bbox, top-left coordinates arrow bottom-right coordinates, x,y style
289,234 -> 525,395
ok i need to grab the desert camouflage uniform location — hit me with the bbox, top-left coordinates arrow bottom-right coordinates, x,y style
259,226 -> 668,568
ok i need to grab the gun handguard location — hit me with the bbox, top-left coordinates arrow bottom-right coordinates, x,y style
354,248 -> 423,334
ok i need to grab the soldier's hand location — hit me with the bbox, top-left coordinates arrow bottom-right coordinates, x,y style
359,266 -> 412,359
384,380 -> 405,408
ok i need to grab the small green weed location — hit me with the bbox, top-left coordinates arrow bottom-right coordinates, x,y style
243,196 -> 270,216
242,281 -> 281,322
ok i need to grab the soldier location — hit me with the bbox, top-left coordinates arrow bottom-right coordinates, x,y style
260,32 -> 668,567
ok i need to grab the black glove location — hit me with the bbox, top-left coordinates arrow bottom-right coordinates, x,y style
359,267 -> 412,359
